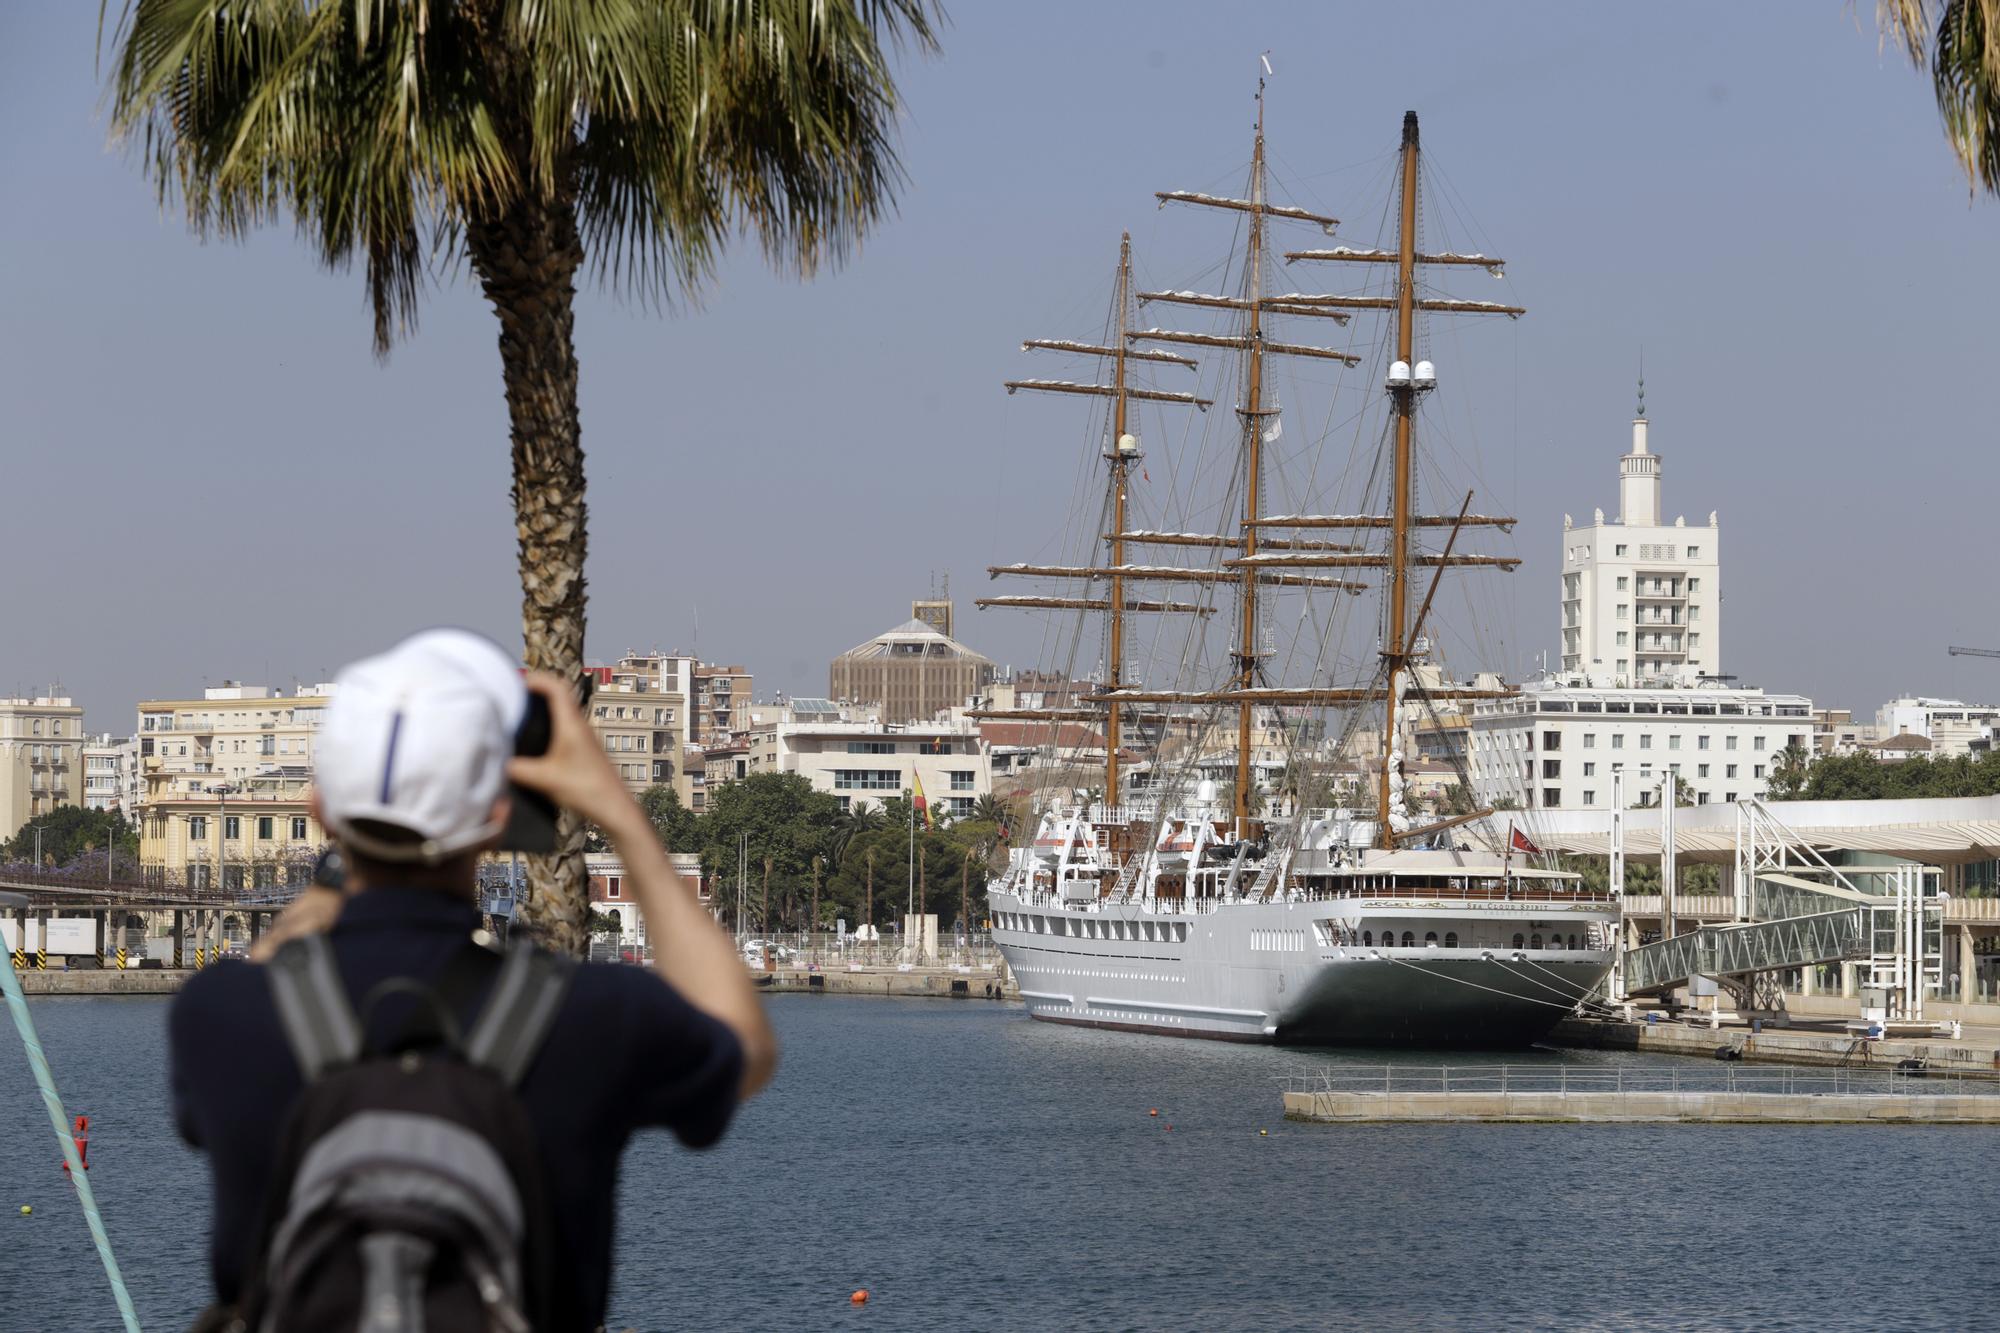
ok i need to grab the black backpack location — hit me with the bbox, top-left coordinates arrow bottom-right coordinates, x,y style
241,934 -> 573,1333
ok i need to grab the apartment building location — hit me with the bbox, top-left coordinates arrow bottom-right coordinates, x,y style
81,734 -> 141,816
1560,388 -> 1721,686
586,664 -> 690,805
136,682 -> 334,804
1875,696 -> 2000,756
0,696 -> 87,843
1468,679 -> 1813,811
691,664 -> 753,744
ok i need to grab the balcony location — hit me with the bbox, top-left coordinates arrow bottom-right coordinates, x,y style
1633,586 -> 1685,602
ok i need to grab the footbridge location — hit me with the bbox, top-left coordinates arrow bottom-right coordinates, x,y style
1622,874 -> 1896,996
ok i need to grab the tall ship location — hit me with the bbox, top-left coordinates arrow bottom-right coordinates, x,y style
979,88 -> 1617,1046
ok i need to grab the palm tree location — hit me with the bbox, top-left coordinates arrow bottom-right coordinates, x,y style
832,802 -> 887,864
103,1 -> 939,954
1881,0 -> 2000,195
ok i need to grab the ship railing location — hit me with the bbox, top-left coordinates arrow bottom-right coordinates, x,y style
1302,885 -> 1615,906
1280,1064 -> 1989,1098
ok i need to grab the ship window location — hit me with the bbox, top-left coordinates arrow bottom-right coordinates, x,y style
1570,934 -> 1580,950
1530,933 -> 1544,950
1513,934 -> 1525,949
1424,932 -> 1438,947
1401,931 -> 1416,948
1445,932 -> 1459,949
1362,931 -> 1373,947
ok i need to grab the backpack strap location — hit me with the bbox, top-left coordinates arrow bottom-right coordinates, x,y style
464,941 -> 574,1087
266,935 -> 364,1079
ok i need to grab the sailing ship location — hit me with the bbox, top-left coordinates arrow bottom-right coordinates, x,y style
978,89 -> 1617,1046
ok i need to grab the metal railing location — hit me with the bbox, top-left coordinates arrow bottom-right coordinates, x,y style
1282,1063 -> 1990,1097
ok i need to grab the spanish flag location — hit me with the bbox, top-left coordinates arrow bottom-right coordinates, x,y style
912,772 -> 934,830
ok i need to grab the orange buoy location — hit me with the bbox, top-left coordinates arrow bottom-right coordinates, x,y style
851,1289 -> 869,1305
1148,1108 -> 1158,1117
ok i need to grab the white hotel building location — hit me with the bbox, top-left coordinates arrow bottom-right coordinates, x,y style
1471,388 -> 1811,811
1560,384 -> 1719,686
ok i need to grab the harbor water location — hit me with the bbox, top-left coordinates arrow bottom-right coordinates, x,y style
2,993 -> 1991,1331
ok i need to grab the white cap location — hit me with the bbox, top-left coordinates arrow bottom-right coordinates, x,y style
315,629 -> 527,864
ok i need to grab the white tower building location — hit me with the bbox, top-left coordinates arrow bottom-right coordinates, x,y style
1559,380 -> 1720,687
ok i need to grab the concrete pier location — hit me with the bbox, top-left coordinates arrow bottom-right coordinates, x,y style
1283,1087 -> 2000,1124
1553,1015 -> 2000,1075
755,965 -> 1018,1001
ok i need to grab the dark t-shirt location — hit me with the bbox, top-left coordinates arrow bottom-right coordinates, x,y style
168,888 -> 742,1331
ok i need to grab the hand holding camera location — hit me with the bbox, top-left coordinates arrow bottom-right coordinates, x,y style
505,673 -> 644,841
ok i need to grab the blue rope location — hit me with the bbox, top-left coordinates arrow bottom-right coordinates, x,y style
1,951 -> 143,1332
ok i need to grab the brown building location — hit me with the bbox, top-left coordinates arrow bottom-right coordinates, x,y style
691,665 -> 752,745
830,616 -> 997,726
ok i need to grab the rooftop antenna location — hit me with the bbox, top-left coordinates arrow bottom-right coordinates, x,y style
1636,347 -> 1646,418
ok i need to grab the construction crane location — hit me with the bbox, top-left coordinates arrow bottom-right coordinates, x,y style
1947,646 -> 2000,659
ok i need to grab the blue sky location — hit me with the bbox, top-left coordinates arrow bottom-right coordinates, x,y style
3,3 -> 1995,728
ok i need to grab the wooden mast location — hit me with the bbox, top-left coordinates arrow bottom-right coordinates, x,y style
1234,83 -> 1269,833
1378,110 -> 1422,849
1106,233 -> 1133,810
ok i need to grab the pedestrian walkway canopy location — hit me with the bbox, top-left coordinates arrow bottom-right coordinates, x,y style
1487,795 -> 2000,865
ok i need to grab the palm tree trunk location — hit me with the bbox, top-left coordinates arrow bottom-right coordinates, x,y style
467,201 -> 589,957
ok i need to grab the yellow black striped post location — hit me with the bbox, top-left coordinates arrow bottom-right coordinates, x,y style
116,947 -> 127,971
194,945 -> 206,968
10,948 -> 22,971
35,948 -> 47,971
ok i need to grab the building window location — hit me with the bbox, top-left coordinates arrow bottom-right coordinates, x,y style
1543,787 -> 1561,807
1583,790 -> 1596,806
1687,546 -> 1700,559
1616,659 -> 1628,675
1615,604 -> 1627,619
1542,760 -> 1561,779
1611,734 -> 1625,750
1753,736 -> 1767,751
846,741 -> 896,754
224,815 -> 241,841
1668,735 -> 1682,750
1616,576 -> 1628,591
833,769 -> 901,790
1639,735 -> 1653,750
1615,544 -> 1628,557
949,770 -> 975,791
606,876 -> 622,899
291,816 -> 308,840
1726,736 -> 1739,751
1542,731 -> 1561,751
1754,765 -> 1766,779
1583,762 -> 1596,777
1726,764 -> 1738,779
1698,735 -> 1711,751
1616,631 -> 1628,646
189,816 -> 208,841
1582,733 -> 1596,749
1698,764 -> 1710,778
257,815 -> 274,840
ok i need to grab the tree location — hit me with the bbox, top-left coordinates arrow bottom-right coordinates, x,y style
2,807 -> 139,867
1766,743 -> 1813,800
638,785 -> 697,851
695,772 -> 842,928
103,0 -> 939,954
1881,0 -> 2000,196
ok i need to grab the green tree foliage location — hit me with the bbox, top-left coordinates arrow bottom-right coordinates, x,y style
1769,748 -> 2000,802
101,0 -> 939,955
638,785 -> 698,850
698,773 -> 844,929
3,807 -> 139,866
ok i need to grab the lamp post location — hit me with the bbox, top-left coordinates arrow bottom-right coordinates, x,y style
213,784 -> 239,896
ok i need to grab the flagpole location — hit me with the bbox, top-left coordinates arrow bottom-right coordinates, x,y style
907,786 -> 916,921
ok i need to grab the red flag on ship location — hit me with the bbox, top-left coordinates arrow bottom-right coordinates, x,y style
1509,826 -> 1542,855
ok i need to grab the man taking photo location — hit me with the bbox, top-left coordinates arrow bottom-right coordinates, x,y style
170,629 -> 777,1331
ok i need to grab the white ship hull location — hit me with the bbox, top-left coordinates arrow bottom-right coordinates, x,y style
989,886 -> 1615,1047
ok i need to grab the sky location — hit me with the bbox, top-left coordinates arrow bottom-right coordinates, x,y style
3,3 -> 1997,732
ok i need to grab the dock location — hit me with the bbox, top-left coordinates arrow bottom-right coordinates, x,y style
1553,1013 -> 2000,1075
754,963 -> 1018,1000
1281,1064 -> 2000,1124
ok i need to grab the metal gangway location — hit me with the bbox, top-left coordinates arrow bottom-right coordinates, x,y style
1615,794 -> 1944,1022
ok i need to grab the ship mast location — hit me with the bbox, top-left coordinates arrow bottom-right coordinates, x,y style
1378,110 -> 1422,848
1106,234 -> 1134,808
1233,83 -> 1271,833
